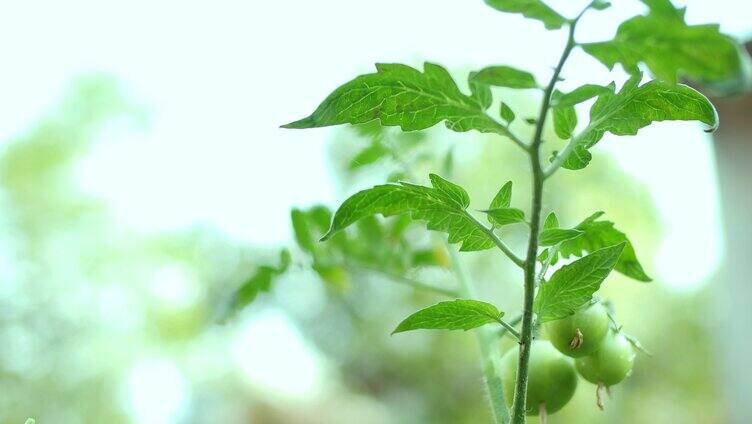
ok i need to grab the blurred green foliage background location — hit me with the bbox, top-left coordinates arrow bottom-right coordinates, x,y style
0,74 -> 737,423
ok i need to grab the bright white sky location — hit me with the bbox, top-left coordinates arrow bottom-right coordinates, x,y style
0,0 -> 747,278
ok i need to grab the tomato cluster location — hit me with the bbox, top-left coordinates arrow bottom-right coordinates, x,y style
502,302 -> 636,416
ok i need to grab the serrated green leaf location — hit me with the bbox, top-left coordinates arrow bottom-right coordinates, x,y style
500,102 -> 516,124
534,243 -> 625,322
490,181 -> 513,209
551,84 -> 612,108
322,174 -> 496,252
471,66 -> 538,89
558,212 -> 652,282
484,0 -> 568,30
539,228 -> 584,246
543,212 -> 559,230
283,63 -> 513,138
393,299 -> 504,333
588,74 -> 717,139
553,105 -> 577,139
566,74 -> 718,169
348,141 -> 389,170
582,1 -> 741,84
483,207 -> 526,226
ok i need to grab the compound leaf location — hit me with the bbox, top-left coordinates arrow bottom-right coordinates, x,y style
283,62 -> 514,138
582,0 -> 741,84
393,299 -> 504,333
534,244 -> 625,322
322,174 -> 496,252
564,74 -> 717,169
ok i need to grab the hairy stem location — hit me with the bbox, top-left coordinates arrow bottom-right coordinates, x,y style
388,135 -> 512,423
497,318 -> 522,341
449,247 -> 509,424
509,17 -> 580,424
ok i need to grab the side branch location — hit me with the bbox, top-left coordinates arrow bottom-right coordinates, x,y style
466,213 -> 525,268
491,121 -> 529,152
351,265 -> 459,297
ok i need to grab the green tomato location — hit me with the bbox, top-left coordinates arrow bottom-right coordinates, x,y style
501,340 -> 578,416
576,330 -> 635,386
543,302 -> 609,358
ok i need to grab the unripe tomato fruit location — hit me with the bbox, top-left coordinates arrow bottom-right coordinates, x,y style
576,330 -> 635,386
543,302 -> 609,358
500,340 -> 578,415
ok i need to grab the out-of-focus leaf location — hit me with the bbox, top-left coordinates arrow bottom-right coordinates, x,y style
582,0 -> 741,84
348,141 -> 389,170
500,102 -> 516,124
313,263 -> 349,291
393,299 -> 504,333
291,208 -> 316,253
484,0 -> 568,30
232,249 -> 291,312
471,66 -> 538,89
591,0 -> 611,10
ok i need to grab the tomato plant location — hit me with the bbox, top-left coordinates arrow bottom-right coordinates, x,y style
234,0 -> 748,422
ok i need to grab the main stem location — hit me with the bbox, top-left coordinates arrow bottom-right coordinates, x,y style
509,20 -> 578,424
